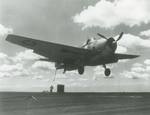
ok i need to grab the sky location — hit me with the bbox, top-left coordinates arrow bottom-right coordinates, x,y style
0,0 -> 150,92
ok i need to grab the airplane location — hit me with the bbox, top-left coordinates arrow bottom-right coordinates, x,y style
6,32 -> 139,76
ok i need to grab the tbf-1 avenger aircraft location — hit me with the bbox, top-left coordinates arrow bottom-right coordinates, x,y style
6,32 -> 139,76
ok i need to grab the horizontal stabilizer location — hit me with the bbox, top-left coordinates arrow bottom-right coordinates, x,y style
115,53 -> 139,59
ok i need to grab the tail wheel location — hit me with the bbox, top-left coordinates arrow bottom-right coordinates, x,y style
78,66 -> 84,75
104,68 -> 111,76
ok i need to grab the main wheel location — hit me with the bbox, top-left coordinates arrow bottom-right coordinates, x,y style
78,66 -> 84,75
104,68 -> 111,76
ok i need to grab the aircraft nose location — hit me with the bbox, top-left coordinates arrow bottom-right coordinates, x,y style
112,42 -> 117,51
107,38 -> 117,51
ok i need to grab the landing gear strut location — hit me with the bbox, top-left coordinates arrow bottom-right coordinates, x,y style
103,65 -> 111,76
78,66 -> 84,75
63,66 -> 66,74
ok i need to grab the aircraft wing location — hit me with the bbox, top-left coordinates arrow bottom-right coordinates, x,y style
6,34 -> 93,62
115,53 -> 139,59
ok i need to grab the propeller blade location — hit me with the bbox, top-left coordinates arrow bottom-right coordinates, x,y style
82,39 -> 90,47
116,32 -> 123,41
82,44 -> 87,47
97,33 -> 108,40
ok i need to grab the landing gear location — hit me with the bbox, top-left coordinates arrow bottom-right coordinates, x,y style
103,65 -> 111,76
63,65 -> 66,74
78,66 -> 84,75
105,68 -> 111,76
63,68 -> 66,74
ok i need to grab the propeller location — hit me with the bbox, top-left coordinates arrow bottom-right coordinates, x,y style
97,32 -> 124,51
97,32 -> 124,42
82,32 -> 124,48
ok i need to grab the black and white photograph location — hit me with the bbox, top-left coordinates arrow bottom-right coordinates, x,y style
0,0 -> 150,115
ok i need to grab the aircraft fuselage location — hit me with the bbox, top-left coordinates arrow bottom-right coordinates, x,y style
56,38 -> 118,71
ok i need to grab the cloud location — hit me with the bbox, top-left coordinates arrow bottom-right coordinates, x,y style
66,70 -> 78,76
121,59 -> 150,79
116,45 -> 127,53
32,75 -> 44,80
118,59 -> 129,63
140,29 -> 150,37
133,63 -> 143,67
118,34 -> 150,48
73,0 -> 150,29
121,71 -> 149,79
0,24 -> 13,37
131,66 -> 145,73
0,50 -> 47,78
0,63 -> 23,72
114,33 -> 150,55
0,72 -> 12,78
0,52 -> 11,64
12,49 -> 43,63
0,63 -> 31,78
93,66 -> 104,76
144,59 -> 150,65
0,52 -> 8,59
146,66 -> 150,71
114,33 -> 150,53
32,61 -> 55,70
0,51 -> 26,78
